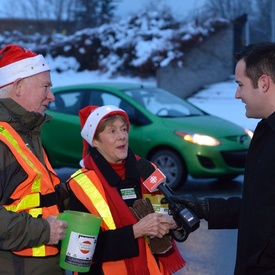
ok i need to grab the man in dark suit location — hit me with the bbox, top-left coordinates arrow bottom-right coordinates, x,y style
165,42 -> 275,275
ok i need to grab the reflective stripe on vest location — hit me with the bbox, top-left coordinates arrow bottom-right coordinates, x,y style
5,193 -> 40,212
0,122 -> 59,257
69,169 -> 128,275
70,169 -> 116,230
0,124 -> 41,193
70,169 -> 163,275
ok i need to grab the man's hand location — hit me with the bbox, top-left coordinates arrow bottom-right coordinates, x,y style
161,194 -> 210,220
46,216 -> 68,245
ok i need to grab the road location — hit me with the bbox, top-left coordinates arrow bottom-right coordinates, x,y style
173,176 -> 243,275
56,168 -> 243,275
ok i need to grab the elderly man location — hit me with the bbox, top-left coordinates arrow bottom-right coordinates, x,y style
0,44 -> 68,274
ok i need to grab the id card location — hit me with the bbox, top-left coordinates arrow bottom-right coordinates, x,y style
120,188 -> 137,200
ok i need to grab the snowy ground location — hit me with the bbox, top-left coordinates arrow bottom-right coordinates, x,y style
188,77 -> 260,131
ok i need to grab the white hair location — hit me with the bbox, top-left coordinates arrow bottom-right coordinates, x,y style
0,85 -> 11,98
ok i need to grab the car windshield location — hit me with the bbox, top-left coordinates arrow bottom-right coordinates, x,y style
123,87 -> 206,117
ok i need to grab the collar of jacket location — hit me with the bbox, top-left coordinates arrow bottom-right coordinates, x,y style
89,147 -> 141,187
264,111 -> 275,133
0,98 -> 51,133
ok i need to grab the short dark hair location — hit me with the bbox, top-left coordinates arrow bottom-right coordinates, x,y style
234,42 -> 275,88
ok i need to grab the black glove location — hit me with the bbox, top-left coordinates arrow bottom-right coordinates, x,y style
161,195 -> 209,221
55,182 -> 70,212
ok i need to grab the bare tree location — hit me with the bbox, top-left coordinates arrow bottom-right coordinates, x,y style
46,0 -> 74,21
72,0 -> 117,28
197,0 -> 274,44
202,0 -> 253,20
249,0 -> 273,43
0,0 -> 77,20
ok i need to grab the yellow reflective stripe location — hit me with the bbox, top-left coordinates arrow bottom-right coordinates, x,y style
5,193 -> 40,212
29,208 -> 46,256
31,179 -> 40,193
32,244 -> 46,257
73,171 -> 116,230
0,125 -> 41,193
29,207 -> 43,217
30,209 -> 45,256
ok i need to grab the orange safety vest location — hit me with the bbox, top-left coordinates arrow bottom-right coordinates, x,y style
69,168 -> 164,275
0,122 -> 60,257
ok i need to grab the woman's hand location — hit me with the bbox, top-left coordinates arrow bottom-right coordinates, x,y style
133,213 -> 177,239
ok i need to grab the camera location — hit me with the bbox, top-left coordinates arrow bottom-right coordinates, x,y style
158,184 -> 200,242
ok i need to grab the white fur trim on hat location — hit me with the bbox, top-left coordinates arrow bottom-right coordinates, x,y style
81,105 -> 128,147
0,54 -> 50,88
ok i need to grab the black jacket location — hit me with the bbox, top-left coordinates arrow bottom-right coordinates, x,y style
208,111 -> 275,274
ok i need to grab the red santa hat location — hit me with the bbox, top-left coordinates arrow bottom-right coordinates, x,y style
0,44 -> 50,88
79,105 -> 130,158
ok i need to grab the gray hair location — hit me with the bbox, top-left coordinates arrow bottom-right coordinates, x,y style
0,85 -> 11,98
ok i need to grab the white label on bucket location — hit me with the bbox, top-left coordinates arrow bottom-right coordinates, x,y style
65,231 -> 97,267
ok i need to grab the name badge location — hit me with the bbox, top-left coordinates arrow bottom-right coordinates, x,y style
120,188 -> 137,200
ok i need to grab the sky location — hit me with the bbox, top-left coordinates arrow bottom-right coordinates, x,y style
115,0 -> 206,20
0,0 -> 206,20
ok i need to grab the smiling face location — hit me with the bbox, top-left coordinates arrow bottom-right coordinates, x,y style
93,116 -> 129,163
235,59 -> 263,119
13,71 -> 54,115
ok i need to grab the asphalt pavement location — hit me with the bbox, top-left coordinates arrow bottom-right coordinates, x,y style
173,175 -> 243,275
174,220 -> 237,275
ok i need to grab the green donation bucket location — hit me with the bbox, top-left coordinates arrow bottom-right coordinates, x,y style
58,210 -> 102,273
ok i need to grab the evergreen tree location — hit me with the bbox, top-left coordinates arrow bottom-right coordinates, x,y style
73,0 -> 117,28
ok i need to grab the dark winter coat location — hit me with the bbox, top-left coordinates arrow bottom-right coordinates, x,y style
208,111 -> 275,274
0,98 -> 64,275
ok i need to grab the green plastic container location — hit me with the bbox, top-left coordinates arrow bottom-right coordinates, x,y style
58,210 -> 102,273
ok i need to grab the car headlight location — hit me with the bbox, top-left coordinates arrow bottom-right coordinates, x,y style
175,131 -> 221,146
245,129 -> 253,139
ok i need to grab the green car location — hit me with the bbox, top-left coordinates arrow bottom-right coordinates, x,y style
42,83 -> 252,189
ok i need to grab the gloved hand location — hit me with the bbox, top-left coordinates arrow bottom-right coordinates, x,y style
161,195 -> 210,221
55,182 -> 70,212
130,198 -> 172,254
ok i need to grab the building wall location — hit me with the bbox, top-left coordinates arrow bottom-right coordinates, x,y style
156,26 -> 233,98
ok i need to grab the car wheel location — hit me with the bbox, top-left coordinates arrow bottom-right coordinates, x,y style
150,150 -> 188,190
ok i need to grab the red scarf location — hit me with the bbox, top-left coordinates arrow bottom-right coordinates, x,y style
84,154 -> 185,275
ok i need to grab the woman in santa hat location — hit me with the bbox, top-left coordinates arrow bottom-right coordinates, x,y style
66,105 -> 186,275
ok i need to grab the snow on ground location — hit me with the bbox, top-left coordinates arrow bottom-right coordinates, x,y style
50,69 -> 157,87
187,77 -> 260,131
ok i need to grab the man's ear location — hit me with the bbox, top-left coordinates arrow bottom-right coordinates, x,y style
13,78 -> 23,96
258,74 -> 270,93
